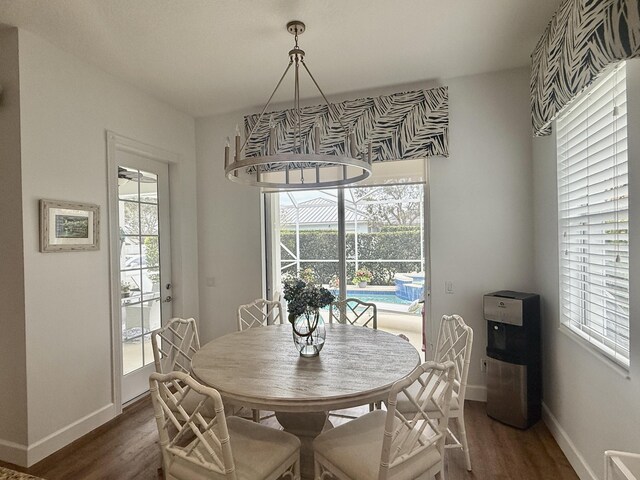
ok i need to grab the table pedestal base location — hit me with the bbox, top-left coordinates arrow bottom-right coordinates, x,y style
275,411 -> 333,480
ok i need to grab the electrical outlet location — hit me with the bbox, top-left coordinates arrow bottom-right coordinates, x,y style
480,357 -> 488,373
445,281 -> 454,294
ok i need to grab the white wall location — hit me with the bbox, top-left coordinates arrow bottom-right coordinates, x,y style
0,26 -> 28,455
195,67 -> 536,397
430,67 -> 535,393
195,113 -> 263,342
532,59 -> 640,480
11,29 -> 199,466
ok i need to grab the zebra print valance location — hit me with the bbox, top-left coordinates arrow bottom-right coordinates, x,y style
531,0 -> 640,136
244,86 -> 448,170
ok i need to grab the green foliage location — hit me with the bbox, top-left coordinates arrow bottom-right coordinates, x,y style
281,230 -> 339,285
280,228 -> 422,286
281,230 -> 338,260
379,225 -> 420,233
144,237 -> 160,284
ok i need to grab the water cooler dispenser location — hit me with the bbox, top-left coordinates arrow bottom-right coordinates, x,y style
483,290 -> 541,429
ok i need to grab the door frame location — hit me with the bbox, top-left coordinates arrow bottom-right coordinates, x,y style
106,131 -> 178,413
422,159 -> 433,361
262,159 -> 432,361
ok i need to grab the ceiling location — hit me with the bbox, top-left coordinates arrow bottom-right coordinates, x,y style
0,0 -> 561,118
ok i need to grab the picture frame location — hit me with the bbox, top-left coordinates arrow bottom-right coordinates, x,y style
39,199 -> 100,252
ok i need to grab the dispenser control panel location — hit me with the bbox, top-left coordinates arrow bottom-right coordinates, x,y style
483,295 -> 523,326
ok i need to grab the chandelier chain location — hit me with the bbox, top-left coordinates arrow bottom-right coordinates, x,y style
300,60 -> 349,135
294,50 -> 301,155
240,60 -> 294,154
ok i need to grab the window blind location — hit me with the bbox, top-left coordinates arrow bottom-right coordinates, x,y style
556,62 -> 629,368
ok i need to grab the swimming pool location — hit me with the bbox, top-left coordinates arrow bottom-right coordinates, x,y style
329,289 -> 411,305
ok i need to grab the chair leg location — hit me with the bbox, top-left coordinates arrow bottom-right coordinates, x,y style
252,409 -> 260,423
314,458 -> 321,479
294,457 -> 301,480
456,415 -> 472,471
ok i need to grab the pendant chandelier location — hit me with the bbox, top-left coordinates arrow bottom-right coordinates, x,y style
224,21 -> 372,189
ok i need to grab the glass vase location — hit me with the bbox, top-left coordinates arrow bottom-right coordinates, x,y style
292,309 -> 326,357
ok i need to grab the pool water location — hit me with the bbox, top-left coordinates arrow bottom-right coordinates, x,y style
330,289 -> 411,305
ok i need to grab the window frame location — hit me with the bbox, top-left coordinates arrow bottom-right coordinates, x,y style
555,62 -> 630,370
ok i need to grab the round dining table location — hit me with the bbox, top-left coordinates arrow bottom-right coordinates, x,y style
191,323 -> 420,479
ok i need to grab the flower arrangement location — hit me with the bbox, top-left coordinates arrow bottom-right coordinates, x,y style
283,277 -> 335,324
352,268 -> 373,286
283,275 -> 334,356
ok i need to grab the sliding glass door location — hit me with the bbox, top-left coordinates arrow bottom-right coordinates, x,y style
266,183 -> 427,353
279,190 -> 340,288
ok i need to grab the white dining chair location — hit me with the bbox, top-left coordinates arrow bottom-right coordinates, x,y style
396,314 -> 474,471
151,317 -> 201,376
314,360 -> 455,480
605,450 -> 640,480
149,371 -> 301,480
329,298 -> 377,329
237,298 -> 284,331
328,297 -> 379,414
237,298 -> 283,422
151,317 -> 223,419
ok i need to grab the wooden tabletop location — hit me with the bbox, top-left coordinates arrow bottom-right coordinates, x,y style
191,323 -> 420,412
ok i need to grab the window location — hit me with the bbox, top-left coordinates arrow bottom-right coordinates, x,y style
264,158 -> 429,353
556,62 -> 629,368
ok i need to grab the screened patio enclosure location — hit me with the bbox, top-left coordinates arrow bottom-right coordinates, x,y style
267,184 -> 427,352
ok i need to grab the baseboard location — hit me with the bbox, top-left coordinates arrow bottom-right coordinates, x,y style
25,403 -> 116,467
0,438 -> 28,467
465,384 -> 487,402
542,403 -> 598,480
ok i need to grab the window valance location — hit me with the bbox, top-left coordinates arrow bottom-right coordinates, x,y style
531,0 -> 640,136
243,86 -> 448,171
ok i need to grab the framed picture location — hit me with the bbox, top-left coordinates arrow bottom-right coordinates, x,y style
40,199 -> 100,252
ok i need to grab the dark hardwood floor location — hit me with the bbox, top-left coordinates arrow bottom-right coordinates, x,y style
1,398 -> 578,480
440,402 -> 577,480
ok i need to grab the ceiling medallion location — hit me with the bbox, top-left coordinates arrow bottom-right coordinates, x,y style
224,20 -> 372,189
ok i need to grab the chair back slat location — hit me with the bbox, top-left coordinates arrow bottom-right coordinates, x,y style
434,315 -> 473,399
329,298 -> 377,329
237,298 -> 283,331
380,361 -> 455,480
149,371 -> 238,480
151,318 -> 201,375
